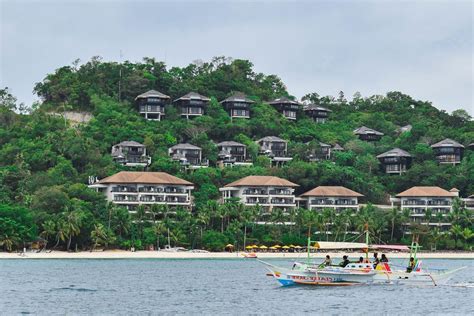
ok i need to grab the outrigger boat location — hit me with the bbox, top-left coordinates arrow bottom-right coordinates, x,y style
260,226 -> 466,287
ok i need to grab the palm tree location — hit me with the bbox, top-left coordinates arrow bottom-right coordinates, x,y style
91,223 -> 107,251
450,224 -> 463,250
153,222 -> 166,250
64,211 -> 83,251
0,234 -> 19,252
461,228 -> 474,250
40,220 -> 56,251
241,206 -> 257,250
388,207 -> 400,241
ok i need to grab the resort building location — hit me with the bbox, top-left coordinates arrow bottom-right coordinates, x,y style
267,97 -> 300,120
397,124 -> 412,134
353,126 -> 384,142
308,142 -> 332,162
135,90 -> 170,121
217,141 -> 251,167
111,141 -> 151,167
168,143 -> 208,169
376,148 -> 412,175
430,138 -> 464,165
220,93 -> 254,119
463,194 -> 474,211
390,186 -> 456,229
303,104 -> 332,123
332,143 -> 344,152
174,92 -> 210,119
219,176 -> 298,212
297,186 -> 363,213
256,136 -> 292,165
88,171 -> 194,211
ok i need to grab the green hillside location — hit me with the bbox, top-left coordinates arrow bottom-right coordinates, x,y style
1,57 -> 473,252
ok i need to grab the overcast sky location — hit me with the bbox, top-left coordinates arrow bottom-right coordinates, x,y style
1,0 -> 473,114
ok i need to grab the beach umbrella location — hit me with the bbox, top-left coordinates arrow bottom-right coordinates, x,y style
294,245 -> 302,249
245,245 -> 253,249
282,246 -> 290,249
251,245 -> 259,248
269,246 -> 277,250
273,245 -> 281,248
289,244 -> 296,248
259,245 -> 268,249
225,244 -> 234,248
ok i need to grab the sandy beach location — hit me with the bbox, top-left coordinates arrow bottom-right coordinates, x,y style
1,250 -> 473,260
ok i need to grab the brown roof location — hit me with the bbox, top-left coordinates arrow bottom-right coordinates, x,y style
396,186 -> 455,197
300,186 -> 363,197
224,176 -> 298,187
98,171 -> 193,185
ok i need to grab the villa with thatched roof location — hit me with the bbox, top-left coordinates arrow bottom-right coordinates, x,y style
135,90 -> 170,121
174,92 -> 210,119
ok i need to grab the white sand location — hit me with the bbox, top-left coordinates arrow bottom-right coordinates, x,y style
0,250 -> 473,259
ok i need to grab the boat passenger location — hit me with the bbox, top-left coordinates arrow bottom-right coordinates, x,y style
406,257 -> 416,273
358,257 -> 364,263
323,255 -> 332,266
373,253 -> 380,268
380,254 -> 389,262
339,255 -> 350,268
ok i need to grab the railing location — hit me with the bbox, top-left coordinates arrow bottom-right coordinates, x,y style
403,200 -> 426,206
139,187 -> 164,193
269,190 -> 291,195
165,197 -> 188,203
139,196 -> 164,202
164,188 -> 185,194
139,105 -> 163,113
243,190 -> 267,195
246,198 -> 268,204
111,187 -> 137,193
270,199 -> 294,204
427,200 -> 451,206
114,196 -> 138,202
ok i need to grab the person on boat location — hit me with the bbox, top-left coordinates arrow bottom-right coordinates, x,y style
406,257 -> 416,273
358,257 -> 364,263
323,255 -> 332,266
372,253 -> 380,268
339,255 -> 350,267
380,254 -> 389,262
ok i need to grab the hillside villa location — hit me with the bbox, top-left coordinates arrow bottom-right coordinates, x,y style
88,171 -> 194,212
297,186 -> 364,213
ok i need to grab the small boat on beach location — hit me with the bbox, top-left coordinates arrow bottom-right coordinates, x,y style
242,252 -> 258,259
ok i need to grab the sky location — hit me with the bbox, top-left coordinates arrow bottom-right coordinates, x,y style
1,0 -> 473,114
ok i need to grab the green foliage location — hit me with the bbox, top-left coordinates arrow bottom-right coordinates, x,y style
0,56 -> 472,251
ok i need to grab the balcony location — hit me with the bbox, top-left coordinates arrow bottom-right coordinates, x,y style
403,200 -> 426,206
164,188 -> 185,194
269,189 -> 292,196
139,105 -> 164,113
139,196 -> 164,202
139,187 -> 164,193
111,186 -> 137,193
246,198 -> 268,204
270,199 -> 294,205
243,189 -> 267,196
165,197 -> 188,203
427,200 -> 451,206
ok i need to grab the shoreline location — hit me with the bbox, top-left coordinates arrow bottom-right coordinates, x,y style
1,250 -> 473,260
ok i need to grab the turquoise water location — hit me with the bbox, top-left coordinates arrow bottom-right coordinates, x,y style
0,258 -> 473,314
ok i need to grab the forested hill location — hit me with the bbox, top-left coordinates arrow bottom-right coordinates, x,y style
1,56 -> 474,206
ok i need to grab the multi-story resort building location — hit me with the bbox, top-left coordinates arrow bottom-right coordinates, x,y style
168,143 -> 208,168
353,126 -> 384,141
111,141 -> 151,167
307,142 -> 332,162
303,104 -> 332,123
174,92 -> 210,119
297,186 -> 363,213
220,176 -> 298,213
390,186 -> 456,229
257,136 -> 292,165
376,148 -> 412,175
430,138 -> 464,165
267,97 -> 300,120
220,93 -> 254,119
135,90 -> 170,121
88,171 -> 194,211
217,141 -> 251,167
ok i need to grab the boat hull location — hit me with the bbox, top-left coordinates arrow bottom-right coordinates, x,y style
374,267 -> 466,285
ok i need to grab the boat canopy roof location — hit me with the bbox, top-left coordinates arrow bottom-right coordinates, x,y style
371,244 -> 410,251
313,242 -> 368,250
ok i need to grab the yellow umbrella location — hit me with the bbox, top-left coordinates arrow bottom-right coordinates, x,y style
245,245 -> 253,249
225,244 -> 234,248
289,244 -> 296,248
259,245 -> 268,249
269,246 -> 277,250
282,245 -> 290,249
294,245 -> 302,249
273,245 -> 281,248
251,245 -> 259,248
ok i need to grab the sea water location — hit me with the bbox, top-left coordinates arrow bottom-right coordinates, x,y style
1,258 -> 473,314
